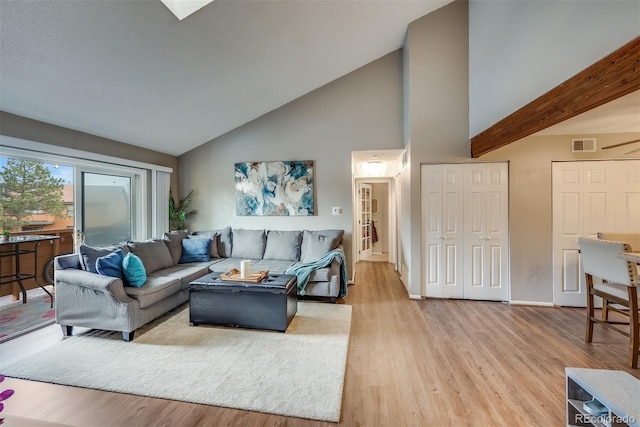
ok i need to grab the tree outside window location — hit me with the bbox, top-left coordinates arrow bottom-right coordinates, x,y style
0,159 -> 67,231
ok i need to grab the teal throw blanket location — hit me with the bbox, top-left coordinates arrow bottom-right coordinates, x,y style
285,249 -> 348,297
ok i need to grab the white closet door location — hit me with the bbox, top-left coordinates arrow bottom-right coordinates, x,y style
617,161 -> 640,232
422,164 -> 464,298
463,163 -> 510,301
552,160 -> 640,307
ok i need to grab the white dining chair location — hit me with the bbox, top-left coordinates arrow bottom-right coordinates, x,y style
579,237 -> 639,368
597,232 -> 640,251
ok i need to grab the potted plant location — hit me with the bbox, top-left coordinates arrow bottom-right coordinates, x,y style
169,189 -> 198,231
0,230 -> 10,242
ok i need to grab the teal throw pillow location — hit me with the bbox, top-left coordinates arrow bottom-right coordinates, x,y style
95,249 -> 126,282
122,252 -> 147,288
179,238 -> 211,263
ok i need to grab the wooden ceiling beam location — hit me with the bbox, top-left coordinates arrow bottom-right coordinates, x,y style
470,37 -> 640,158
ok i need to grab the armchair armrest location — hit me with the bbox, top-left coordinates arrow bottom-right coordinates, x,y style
55,269 -> 135,304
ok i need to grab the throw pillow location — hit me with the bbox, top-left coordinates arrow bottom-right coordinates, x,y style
300,229 -> 343,261
162,230 -> 189,264
301,234 -> 334,263
231,229 -> 266,260
79,244 -> 129,274
122,253 -> 147,288
263,230 -> 302,261
127,239 -> 174,274
191,227 -> 231,257
95,249 -> 126,282
189,232 -> 219,258
179,238 -> 211,263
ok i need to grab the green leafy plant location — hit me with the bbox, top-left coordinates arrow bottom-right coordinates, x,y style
169,189 -> 198,231
1,230 -> 9,236
0,159 -> 66,231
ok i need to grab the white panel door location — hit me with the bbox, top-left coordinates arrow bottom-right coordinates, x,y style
463,163 -> 509,301
422,164 -> 464,298
552,160 -> 640,306
552,164 -> 585,307
617,161 -> 640,232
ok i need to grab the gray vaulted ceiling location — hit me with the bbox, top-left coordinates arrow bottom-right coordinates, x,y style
0,0 -> 453,156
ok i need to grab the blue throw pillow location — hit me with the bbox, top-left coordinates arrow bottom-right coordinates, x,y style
179,238 -> 211,263
122,252 -> 147,288
95,249 -> 126,282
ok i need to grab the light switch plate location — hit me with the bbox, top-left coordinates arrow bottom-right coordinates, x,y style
332,207 -> 342,215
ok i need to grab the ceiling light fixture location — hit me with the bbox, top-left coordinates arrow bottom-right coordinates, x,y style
161,0 -> 215,20
362,160 -> 386,177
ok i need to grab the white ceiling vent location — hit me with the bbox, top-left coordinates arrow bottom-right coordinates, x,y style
572,138 -> 596,153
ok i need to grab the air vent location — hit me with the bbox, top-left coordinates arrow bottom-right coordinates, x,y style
572,138 -> 596,152
401,150 -> 408,166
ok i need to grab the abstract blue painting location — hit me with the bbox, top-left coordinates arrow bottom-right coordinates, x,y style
235,161 -> 314,216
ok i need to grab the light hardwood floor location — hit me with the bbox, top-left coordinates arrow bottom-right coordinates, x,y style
2,262 -> 638,426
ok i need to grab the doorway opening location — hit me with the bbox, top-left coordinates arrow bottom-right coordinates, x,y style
351,149 -> 404,277
361,182 -> 389,262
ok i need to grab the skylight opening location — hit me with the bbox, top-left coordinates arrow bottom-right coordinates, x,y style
160,0 -> 215,21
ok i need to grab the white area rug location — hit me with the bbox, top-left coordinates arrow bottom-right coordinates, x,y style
2,302 -> 352,422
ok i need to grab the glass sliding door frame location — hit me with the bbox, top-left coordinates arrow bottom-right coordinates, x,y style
1,137 -> 169,248
74,165 -> 147,246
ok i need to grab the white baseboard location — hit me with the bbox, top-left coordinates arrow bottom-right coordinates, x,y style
409,294 -> 422,300
509,300 -> 555,307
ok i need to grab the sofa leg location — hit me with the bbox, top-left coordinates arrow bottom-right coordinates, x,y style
61,325 -> 73,337
122,331 -> 135,341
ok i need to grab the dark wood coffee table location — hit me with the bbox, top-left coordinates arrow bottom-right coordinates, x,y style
189,272 -> 298,332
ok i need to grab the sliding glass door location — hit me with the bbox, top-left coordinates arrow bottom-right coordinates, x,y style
1,139 -> 169,249
81,172 -> 133,246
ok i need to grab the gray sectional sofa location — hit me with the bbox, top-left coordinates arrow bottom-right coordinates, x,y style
54,227 -> 346,341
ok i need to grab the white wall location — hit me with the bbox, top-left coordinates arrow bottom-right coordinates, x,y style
469,0 -> 640,137
482,131 -> 640,303
179,0 -> 637,303
403,0 -> 470,298
178,51 -> 406,277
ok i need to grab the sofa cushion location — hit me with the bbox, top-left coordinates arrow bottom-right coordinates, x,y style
122,252 -> 147,288
300,229 -> 343,261
79,244 -> 129,274
124,275 -> 181,308
231,229 -> 266,260
162,230 -> 188,264
149,264 -> 211,290
55,253 -> 81,270
192,227 -> 231,257
127,239 -> 174,274
251,259 -> 296,274
95,249 -> 126,282
189,233 -> 219,258
301,234 -> 334,263
209,258 -> 257,273
179,238 -> 211,263
263,230 -> 302,261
